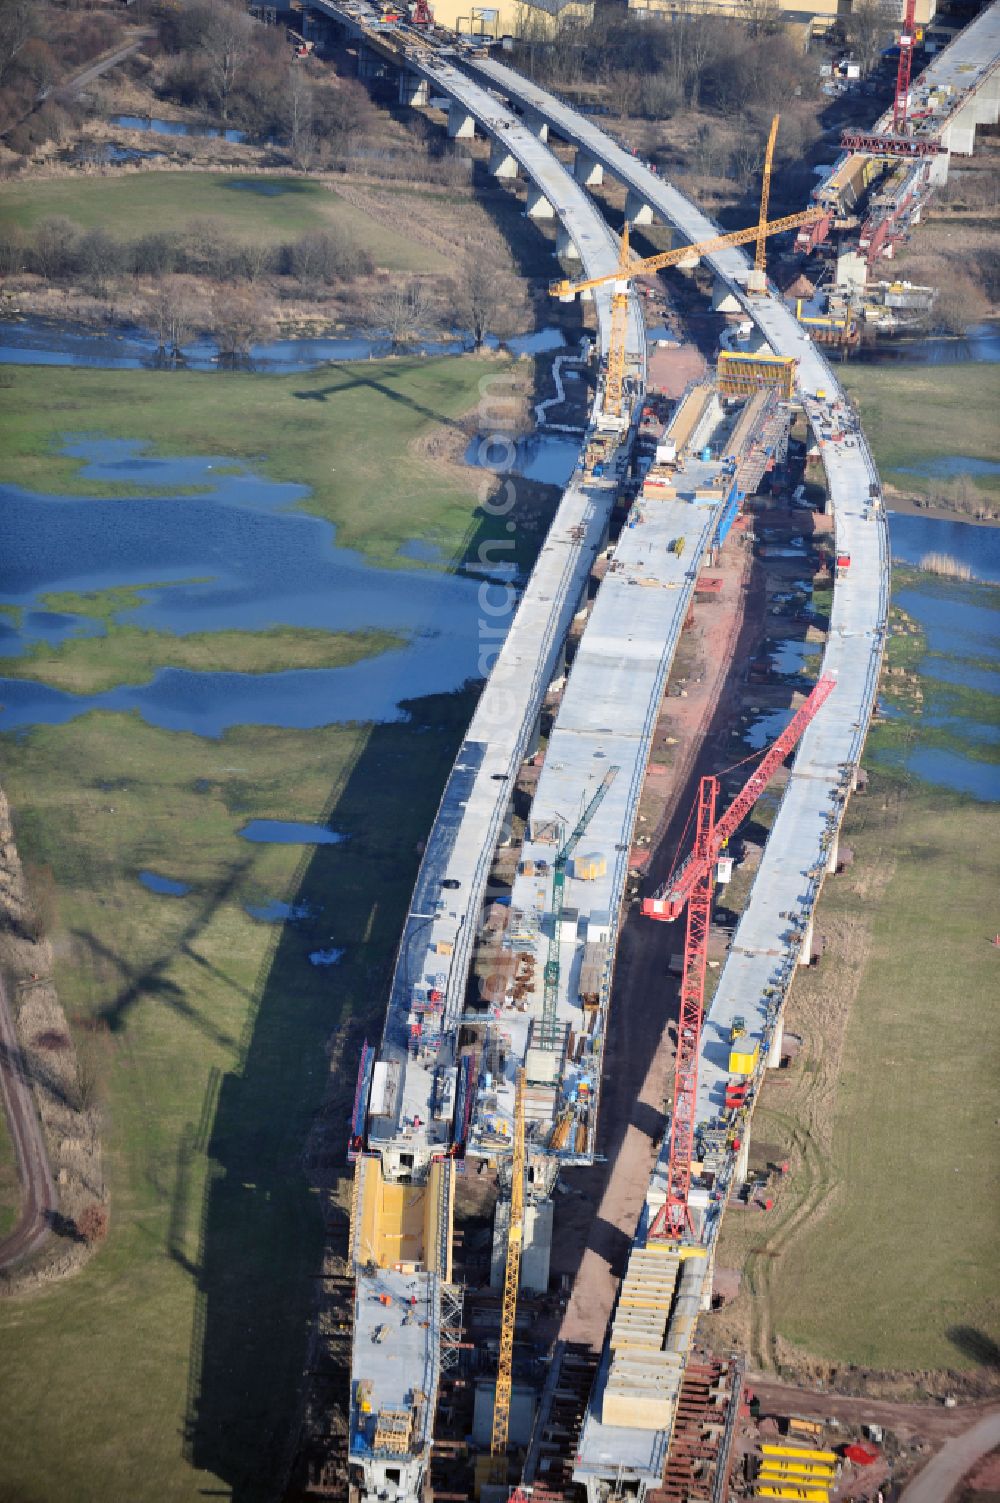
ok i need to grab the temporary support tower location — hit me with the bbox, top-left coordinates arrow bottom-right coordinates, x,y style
645,676 -> 835,1238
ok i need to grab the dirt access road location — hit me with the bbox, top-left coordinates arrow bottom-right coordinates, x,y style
0,974 -> 56,1270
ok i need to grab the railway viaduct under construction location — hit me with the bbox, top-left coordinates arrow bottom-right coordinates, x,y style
293,4 -> 1000,1498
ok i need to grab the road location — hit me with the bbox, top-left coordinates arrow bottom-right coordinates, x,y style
0,975 -> 56,1271
49,31 -> 153,101
900,1411 -> 1000,1503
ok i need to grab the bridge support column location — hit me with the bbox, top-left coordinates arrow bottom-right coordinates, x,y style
488,138 -> 518,179
826,829 -> 840,874
556,225 -> 581,261
767,1016 -> 784,1069
447,101 -> 476,139
398,72 -> 429,107
524,110 -> 549,142
574,149 -> 603,186
701,1247 -> 715,1312
356,45 -> 382,82
798,915 -> 814,966
525,186 -> 555,219
734,1127 -> 750,1186
625,189 -> 654,225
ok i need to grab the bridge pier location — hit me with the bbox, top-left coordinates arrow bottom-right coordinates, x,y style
525,185 -> 555,219
398,71 -> 429,108
941,73 -> 1000,156
701,1247 -> 715,1312
524,110 -> 550,142
574,149 -> 604,186
356,45 -> 383,83
798,915 -> 814,966
826,829 -> 840,874
734,1127 -> 750,1187
767,1015 -> 784,1069
448,101 -> 476,140
625,189 -> 654,226
488,138 -> 519,179
556,225 -> 582,261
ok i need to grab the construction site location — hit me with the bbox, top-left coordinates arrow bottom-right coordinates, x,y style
278,5 -> 1000,1501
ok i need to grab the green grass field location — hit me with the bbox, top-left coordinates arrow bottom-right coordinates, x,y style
0,172 -> 445,271
1,625 -> 401,694
0,694 -> 476,1503
0,356 -> 514,569
841,360 -> 1000,505
732,569 -> 1000,1374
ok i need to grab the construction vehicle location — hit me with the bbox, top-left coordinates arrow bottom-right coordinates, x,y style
730,1016 -> 747,1043
487,1067 -> 526,1489
550,138 -> 824,418
644,676 -> 835,1240
539,767 -> 619,1050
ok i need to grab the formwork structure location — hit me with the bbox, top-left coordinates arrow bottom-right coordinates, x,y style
717,351 -> 796,404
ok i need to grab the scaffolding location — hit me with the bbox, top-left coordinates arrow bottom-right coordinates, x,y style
718,351 -> 797,404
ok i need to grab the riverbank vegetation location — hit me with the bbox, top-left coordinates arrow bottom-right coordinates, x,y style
840,361 -> 1000,521
1,626 -> 403,696
0,356 -> 546,570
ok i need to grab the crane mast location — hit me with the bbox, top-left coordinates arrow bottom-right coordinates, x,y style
645,677 -> 835,1240
893,0 -> 919,134
490,1067 -> 525,1480
755,114 -> 781,278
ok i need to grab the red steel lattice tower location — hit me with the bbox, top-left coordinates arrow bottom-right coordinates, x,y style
649,775 -> 717,1240
893,0 -> 919,134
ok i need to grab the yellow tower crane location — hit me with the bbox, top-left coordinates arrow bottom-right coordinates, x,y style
750,112 -> 781,293
550,160 -> 823,418
489,1066 -> 526,1486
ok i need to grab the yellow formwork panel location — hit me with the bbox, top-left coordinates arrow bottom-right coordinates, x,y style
761,1445 -> 838,1464
354,1154 -> 435,1269
757,1484 -> 824,1496
759,1459 -> 836,1476
759,1472 -> 833,1488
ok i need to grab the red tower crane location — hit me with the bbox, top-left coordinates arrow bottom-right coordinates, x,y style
893,0 -> 919,135
644,675 -> 836,1241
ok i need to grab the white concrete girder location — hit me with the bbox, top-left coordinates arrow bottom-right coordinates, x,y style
448,101 -> 476,139
574,150 -> 604,186
488,138 -> 518,179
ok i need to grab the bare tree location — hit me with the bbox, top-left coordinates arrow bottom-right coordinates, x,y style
740,0 -> 779,38
0,0 -> 35,85
147,280 -> 201,359
362,282 -> 437,350
453,245 -> 525,349
200,0 -> 255,121
284,63 -> 317,171
846,0 -> 891,78
212,286 -> 270,361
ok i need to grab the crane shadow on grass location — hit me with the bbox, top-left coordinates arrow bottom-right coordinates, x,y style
177,687 -> 479,1503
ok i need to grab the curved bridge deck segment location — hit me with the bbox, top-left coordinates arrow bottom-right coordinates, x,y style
458,56 -> 889,1499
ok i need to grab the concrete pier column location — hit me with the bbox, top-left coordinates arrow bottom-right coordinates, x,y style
488,138 -> 518,179
525,186 -> 555,219
556,225 -> 581,261
398,72 -> 429,107
524,110 -> 549,141
356,45 -> 381,82
447,101 -> 476,140
767,1016 -> 784,1069
625,189 -> 654,226
734,1127 -> 750,1186
574,149 -> 603,186
798,915 -> 814,966
701,1248 -> 715,1312
826,830 -> 840,874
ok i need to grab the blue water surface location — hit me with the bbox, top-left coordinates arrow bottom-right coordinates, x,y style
239,821 -> 344,845
139,870 -> 191,896
0,439 -> 509,736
